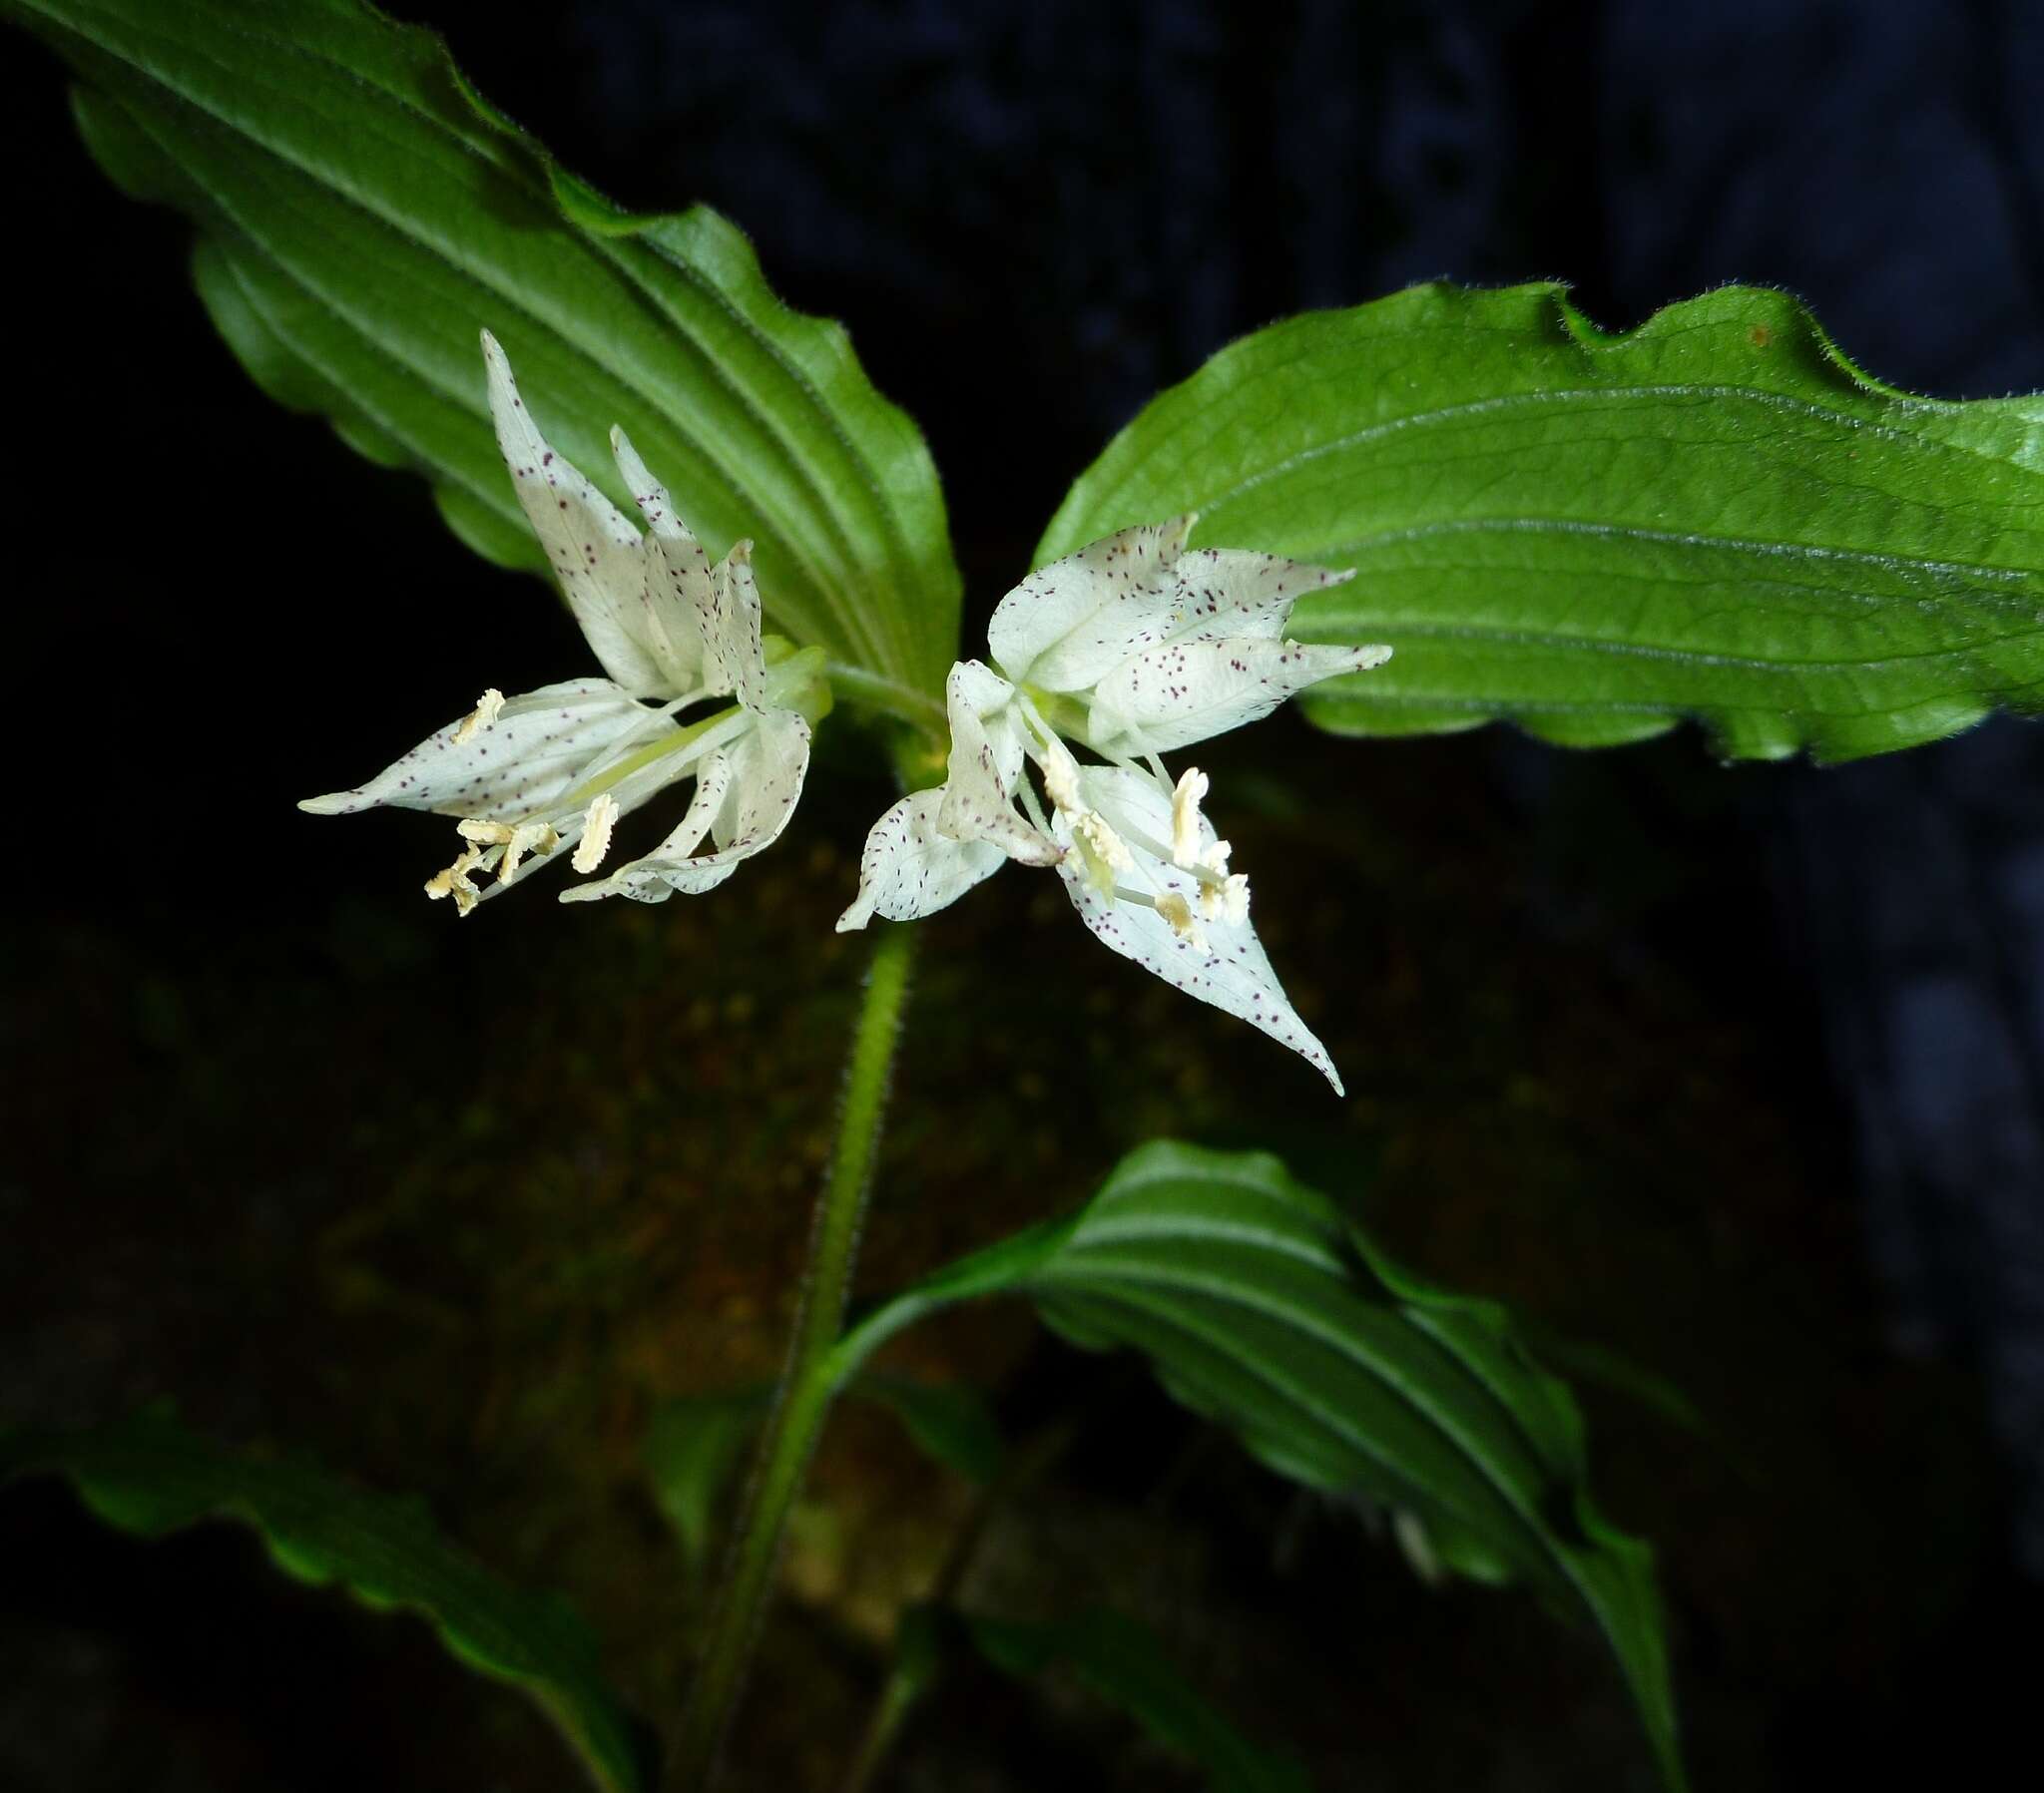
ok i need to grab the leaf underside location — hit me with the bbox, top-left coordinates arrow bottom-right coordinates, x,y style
8,0 -> 958,702
1039,282 -> 2044,762
0,1412 -> 645,1793
836,1140 -> 1684,1790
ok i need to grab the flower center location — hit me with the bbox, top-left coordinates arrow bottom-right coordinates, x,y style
559,702 -> 751,811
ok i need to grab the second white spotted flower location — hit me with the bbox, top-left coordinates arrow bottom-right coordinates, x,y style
838,515 -> 1390,1092
300,332 -> 825,911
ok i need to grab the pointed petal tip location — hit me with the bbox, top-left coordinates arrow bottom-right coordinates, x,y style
727,538 -> 755,565
481,331 -> 520,408
297,792 -> 352,815
608,423 -> 651,491
834,902 -> 872,933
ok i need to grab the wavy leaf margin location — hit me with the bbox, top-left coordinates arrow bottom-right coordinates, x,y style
830,1138 -> 1685,1790
0,1411 -> 647,1793
6,0 -> 960,710
1038,281 -> 2044,762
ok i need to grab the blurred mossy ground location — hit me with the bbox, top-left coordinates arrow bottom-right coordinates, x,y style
0,699 -> 2005,1793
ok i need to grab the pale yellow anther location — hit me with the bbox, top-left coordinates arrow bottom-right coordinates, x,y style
494,820 -> 561,885
1071,808 -> 1133,898
1199,871 -> 1251,926
1040,740 -> 1085,815
424,845 -> 486,917
1171,766 -> 1210,868
573,791 -> 620,873
457,815 -> 560,884
451,687 -> 506,746
1155,890 -> 1210,954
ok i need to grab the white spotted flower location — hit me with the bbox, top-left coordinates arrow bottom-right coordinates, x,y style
836,515 -> 1390,1091
300,332 -> 826,912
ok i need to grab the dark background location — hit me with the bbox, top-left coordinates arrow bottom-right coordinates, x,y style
4,1 -> 2042,1788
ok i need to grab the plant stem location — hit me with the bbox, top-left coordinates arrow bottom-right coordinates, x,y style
822,659 -> 948,736
833,1393 -> 1111,1793
666,923 -> 916,1790
837,1655 -> 925,1793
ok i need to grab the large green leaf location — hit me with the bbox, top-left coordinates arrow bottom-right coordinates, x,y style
1,1411 -> 646,1793
964,1607 -> 1310,1793
830,1140 -> 1683,1790
6,0 -> 958,715
1037,282 -> 2044,761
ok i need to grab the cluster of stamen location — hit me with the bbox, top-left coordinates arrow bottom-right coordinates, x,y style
458,816 -> 562,885
421,785 -> 622,918
1168,765 -> 1251,928
1032,737 -> 1129,896
1011,697 -> 1254,955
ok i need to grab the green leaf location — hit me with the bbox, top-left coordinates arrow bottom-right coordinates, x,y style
0,1410 -> 647,1793
965,1607 -> 1311,1793
1515,1326 -> 1711,1442
831,1140 -> 1683,1790
855,1372 -> 1006,1485
8,0 -> 959,712
1037,282 -> 2044,761
643,1389 -> 769,1589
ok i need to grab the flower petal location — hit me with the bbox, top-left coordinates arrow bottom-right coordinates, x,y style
609,424 -> 771,713
1154,545 -> 1358,647
1087,637 -> 1393,755
835,787 -> 1010,929
1056,766 -> 1343,1093
608,424 -> 713,693
483,332 -> 678,698
605,424 -> 689,546
703,542 -> 771,712
935,662 -> 1060,865
298,678 -> 659,822
986,514 -> 1198,691
560,710 -> 810,903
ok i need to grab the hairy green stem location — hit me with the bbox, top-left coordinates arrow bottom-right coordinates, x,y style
667,923 -> 916,1789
